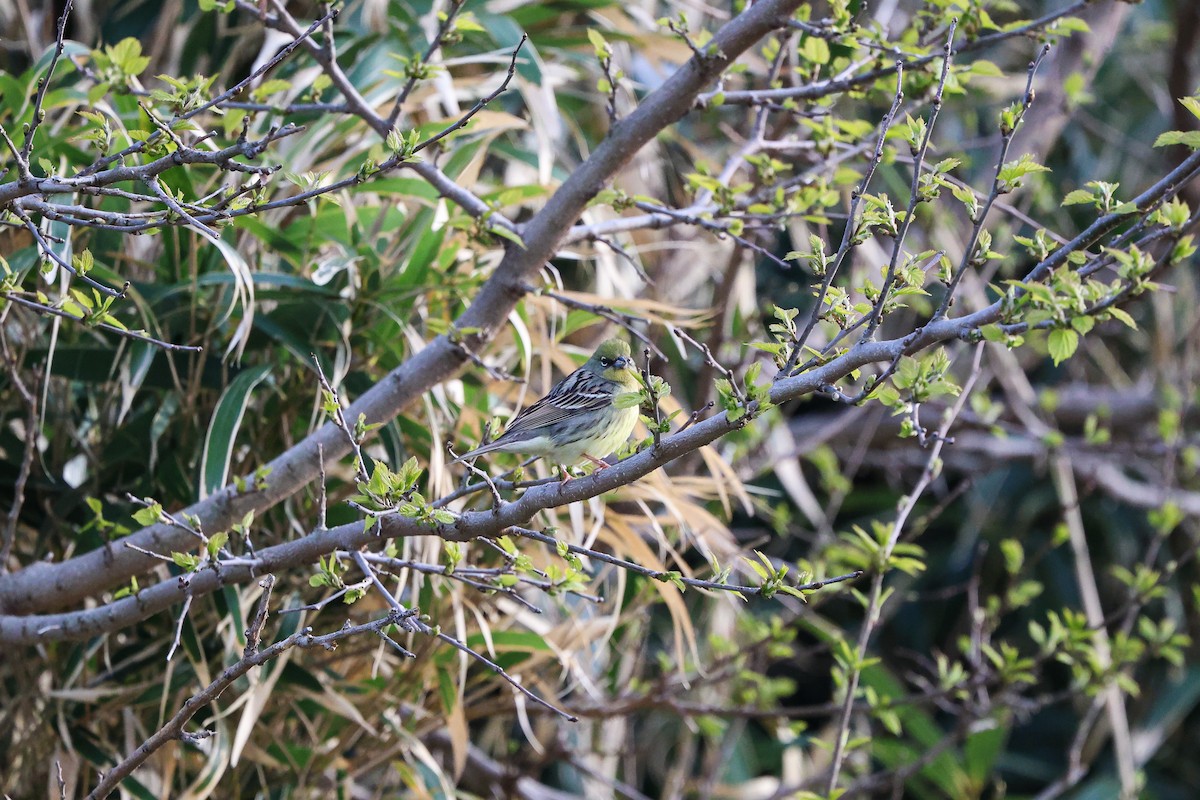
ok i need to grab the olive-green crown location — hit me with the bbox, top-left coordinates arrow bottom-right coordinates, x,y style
591,338 -> 631,362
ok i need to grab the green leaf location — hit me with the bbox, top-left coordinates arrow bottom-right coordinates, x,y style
744,361 -> 762,386
397,456 -> 422,490
1107,307 -> 1137,329
965,59 -> 1004,77
799,36 -> 830,64
207,531 -> 229,558
586,28 -> 610,58
172,552 -> 201,571
1154,130 -> 1200,150
1047,328 -> 1079,366
1061,189 -> 1094,206
1070,315 -> 1095,334
998,154 -> 1050,186
132,503 -> 163,527
251,78 -> 291,99
1181,96 -> 1200,122
385,129 -> 404,153
1048,16 -> 1090,34
964,722 -> 1008,784
980,324 -> 1007,343
107,38 -> 150,76
614,391 -> 643,409
454,14 -> 485,33
489,224 -> 526,248
199,364 -> 272,500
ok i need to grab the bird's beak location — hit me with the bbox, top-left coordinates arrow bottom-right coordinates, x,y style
613,355 -> 632,370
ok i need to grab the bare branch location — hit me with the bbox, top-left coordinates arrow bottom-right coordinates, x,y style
863,22 -> 957,338
21,0 -> 74,162
3,292 -> 203,353
0,0 -> 809,621
86,584 -> 406,800
825,342 -> 985,792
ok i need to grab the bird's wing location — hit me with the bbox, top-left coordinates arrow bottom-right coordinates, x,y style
450,369 -> 618,462
496,368 -> 615,440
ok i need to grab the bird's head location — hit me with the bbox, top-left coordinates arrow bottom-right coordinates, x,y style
588,338 -> 636,382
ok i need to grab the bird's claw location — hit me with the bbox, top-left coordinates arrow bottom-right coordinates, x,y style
582,453 -> 610,469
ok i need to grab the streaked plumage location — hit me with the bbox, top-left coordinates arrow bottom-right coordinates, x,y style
452,339 -> 641,475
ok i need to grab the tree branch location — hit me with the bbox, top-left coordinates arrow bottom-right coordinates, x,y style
0,0 -> 807,618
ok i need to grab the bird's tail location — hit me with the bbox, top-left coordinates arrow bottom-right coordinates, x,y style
449,440 -> 502,465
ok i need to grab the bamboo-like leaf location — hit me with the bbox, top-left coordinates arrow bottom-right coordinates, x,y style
199,364 -> 272,500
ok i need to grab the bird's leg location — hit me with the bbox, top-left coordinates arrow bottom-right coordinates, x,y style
557,464 -> 574,483
582,453 -> 610,470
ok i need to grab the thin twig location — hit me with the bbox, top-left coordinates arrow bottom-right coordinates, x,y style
385,0 -> 468,129
166,594 -> 192,662
349,550 -> 576,719
77,9 -> 335,178
3,291 -> 202,351
825,342 -> 985,793
512,525 -> 862,597
863,22 -> 956,339
673,326 -> 743,404
312,354 -> 369,482
641,348 -> 665,447
785,65 -> 906,374
1051,455 -> 1136,797
446,442 -> 505,509
935,45 -> 1050,319
87,579 -> 409,799
412,36 -> 528,156
21,0 -> 74,161
526,284 -> 665,358
702,0 -> 1091,107
9,204 -> 125,298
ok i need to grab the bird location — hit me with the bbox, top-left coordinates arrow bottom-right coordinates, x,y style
451,338 -> 642,479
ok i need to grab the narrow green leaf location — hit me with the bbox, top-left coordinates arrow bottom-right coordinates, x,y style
199,364 -> 272,500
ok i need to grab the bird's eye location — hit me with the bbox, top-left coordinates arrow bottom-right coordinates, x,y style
600,357 -> 610,367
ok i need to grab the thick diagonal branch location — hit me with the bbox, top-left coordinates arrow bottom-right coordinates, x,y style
0,0 -> 805,617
